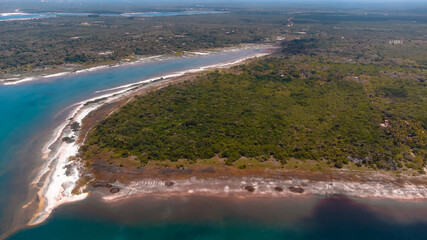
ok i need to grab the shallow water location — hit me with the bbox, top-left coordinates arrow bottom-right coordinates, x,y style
0,47 -> 266,235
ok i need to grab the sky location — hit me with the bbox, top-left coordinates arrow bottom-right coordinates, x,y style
0,0 -> 426,2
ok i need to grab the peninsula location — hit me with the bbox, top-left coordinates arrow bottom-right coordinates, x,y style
75,11 -> 427,203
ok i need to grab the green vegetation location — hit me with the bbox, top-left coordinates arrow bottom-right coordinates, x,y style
0,12 -> 284,77
81,55 -> 426,172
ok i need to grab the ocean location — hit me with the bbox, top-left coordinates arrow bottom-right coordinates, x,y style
7,195 -> 427,239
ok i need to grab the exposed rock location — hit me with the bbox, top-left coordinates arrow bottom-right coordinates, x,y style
245,186 -> 255,192
274,186 -> 283,192
93,181 -> 108,187
92,182 -> 101,187
62,136 -> 75,143
110,187 -> 120,193
289,186 -> 305,193
64,164 -> 73,176
165,181 -> 174,187
70,122 -> 81,132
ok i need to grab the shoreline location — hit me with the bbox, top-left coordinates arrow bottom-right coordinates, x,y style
0,43 -> 263,85
87,159 -> 427,204
26,44 -> 276,226
99,176 -> 427,204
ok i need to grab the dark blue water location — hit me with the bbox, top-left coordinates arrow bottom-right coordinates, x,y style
0,48 -> 264,236
0,11 -> 225,21
7,196 -> 427,240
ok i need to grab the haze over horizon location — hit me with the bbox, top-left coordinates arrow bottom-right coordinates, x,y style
1,0 -> 426,4
1,0 -> 426,12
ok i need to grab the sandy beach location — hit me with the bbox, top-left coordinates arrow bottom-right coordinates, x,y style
108,173 -> 427,201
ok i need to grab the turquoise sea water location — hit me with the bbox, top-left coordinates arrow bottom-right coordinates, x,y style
1,47 -> 427,239
0,11 -> 225,21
